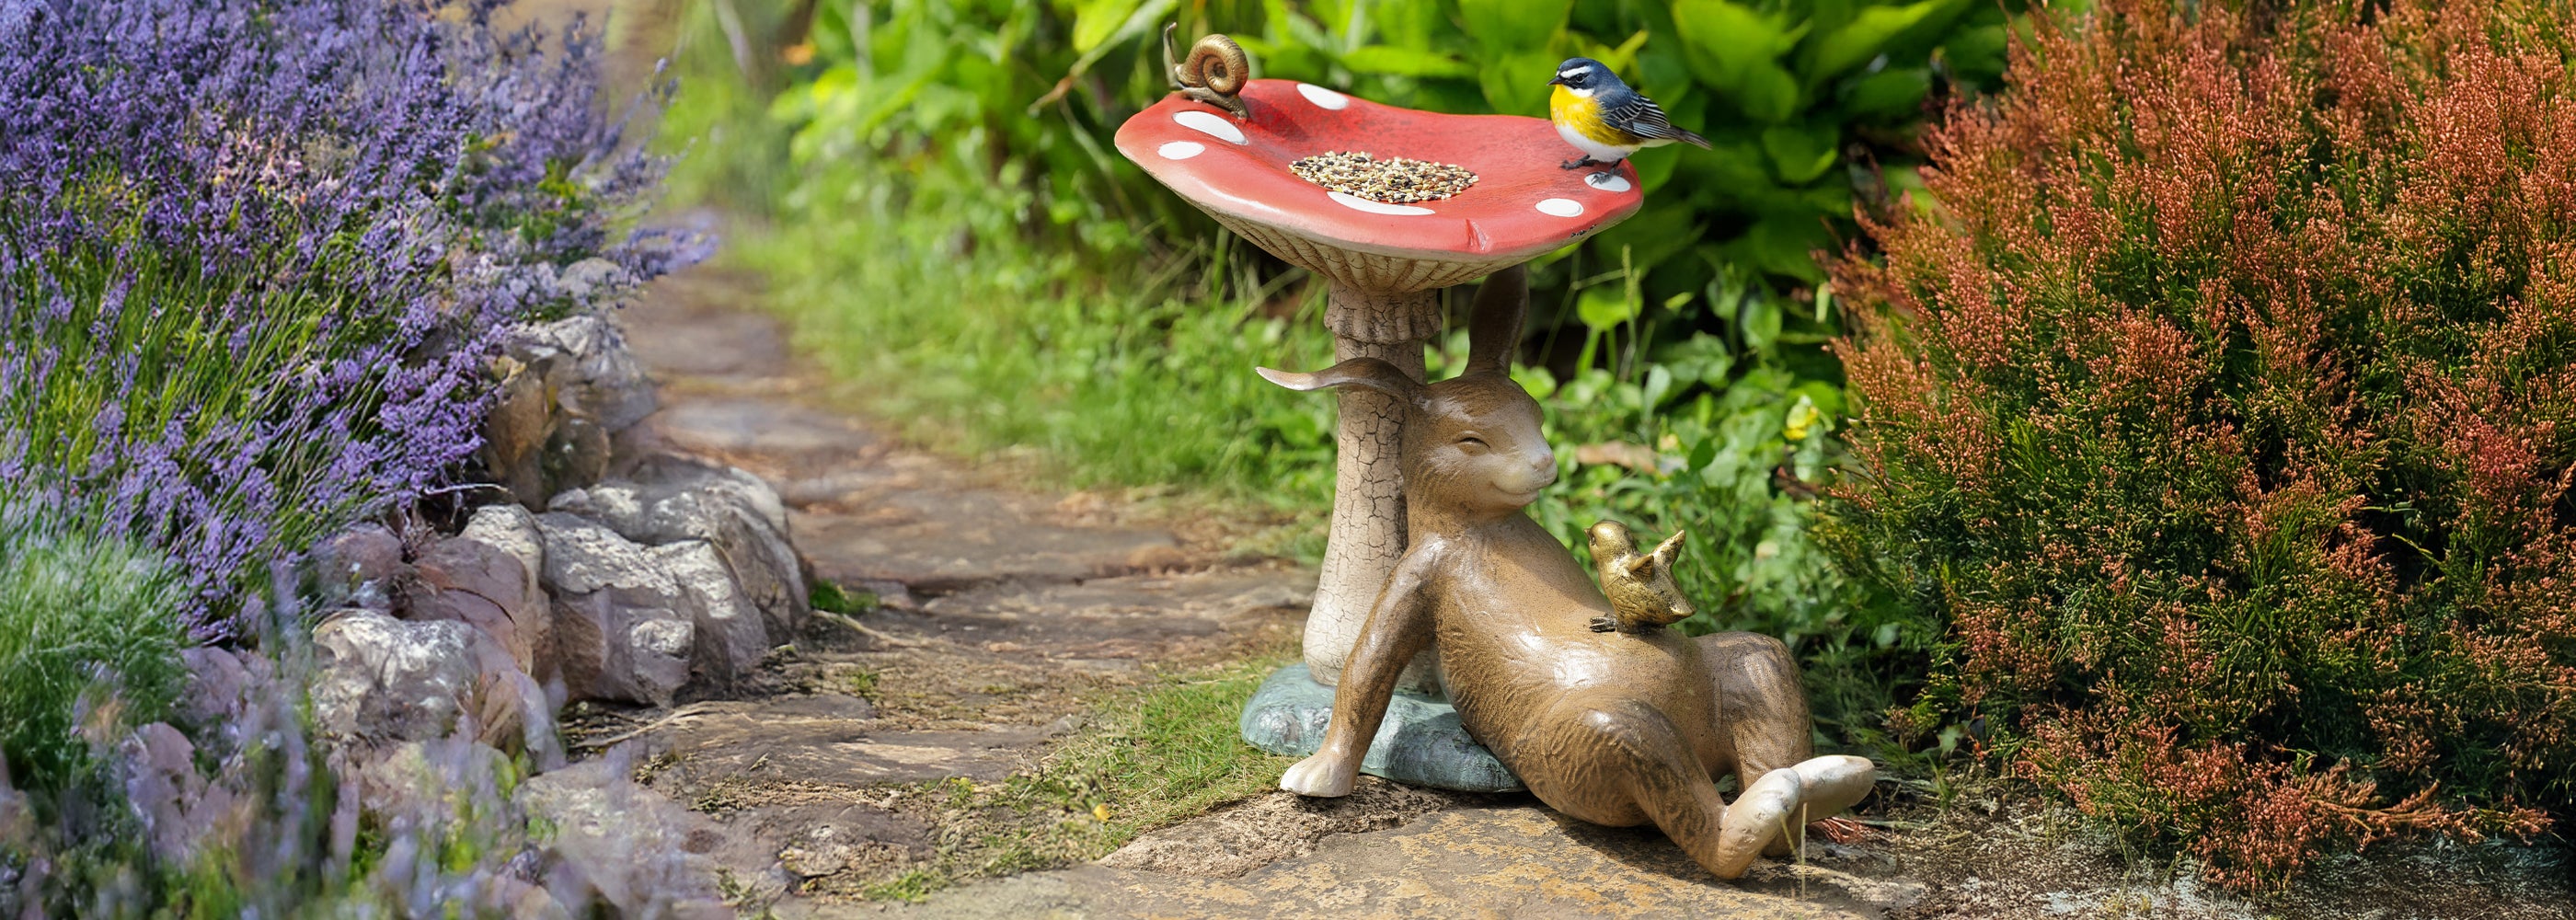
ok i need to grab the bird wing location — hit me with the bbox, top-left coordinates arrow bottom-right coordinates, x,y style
1604,95 -> 1711,148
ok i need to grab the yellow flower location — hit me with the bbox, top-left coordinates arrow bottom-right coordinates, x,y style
1092,802 -> 1112,822
1784,397 -> 1822,442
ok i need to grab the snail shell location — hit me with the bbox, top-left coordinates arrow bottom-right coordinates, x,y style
1178,34 -> 1248,95
1164,25 -> 1249,119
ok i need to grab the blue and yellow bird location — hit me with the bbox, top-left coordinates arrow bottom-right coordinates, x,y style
1547,57 -> 1709,174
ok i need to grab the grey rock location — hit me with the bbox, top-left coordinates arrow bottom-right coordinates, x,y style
542,416 -> 614,500
481,358 -> 554,506
411,503 -> 553,679
537,513 -> 695,706
310,609 -> 555,756
550,454 -> 809,641
313,610 -> 488,744
176,645 -> 272,740
512,314 -> 656,434
313,523 -> 406,612
516,757 -> 729,918
485,313 -> 659,506
1238,663 -> 1523,793
557,258 -> 633,304
658,539 -> 768,694
535,512 -> 771,702
118,722 -> 236,863
352,738 -> 514,827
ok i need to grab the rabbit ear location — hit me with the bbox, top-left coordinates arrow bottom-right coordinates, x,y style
1466,265 -> 1528,376
1651,529 -> 1686,567
1257,358 -> 1421,403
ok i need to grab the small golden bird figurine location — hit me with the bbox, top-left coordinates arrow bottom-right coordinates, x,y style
1548,57 -> 1710,175
1588,521 -> 1695,634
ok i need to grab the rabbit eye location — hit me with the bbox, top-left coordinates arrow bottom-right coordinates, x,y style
1455,435 -> 1489,454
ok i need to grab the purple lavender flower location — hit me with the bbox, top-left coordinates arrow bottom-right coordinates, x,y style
1,0 -> 704,638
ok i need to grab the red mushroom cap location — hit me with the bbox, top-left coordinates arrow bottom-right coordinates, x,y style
1115,79 -> 1645,293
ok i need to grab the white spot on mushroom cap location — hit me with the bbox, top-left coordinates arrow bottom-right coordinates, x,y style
1583,172 -> 1632,193
1296,83 -> 1350,109
1173,110 -> 1246,144
1536,198 -> 1585,217
1328,191 -> 1434,216
1158,141 -> 1206,160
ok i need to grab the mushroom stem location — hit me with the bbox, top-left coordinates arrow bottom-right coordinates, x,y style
1308,284 -> 1443,692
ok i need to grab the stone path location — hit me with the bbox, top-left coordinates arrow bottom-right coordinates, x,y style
598,267 -> 2576,920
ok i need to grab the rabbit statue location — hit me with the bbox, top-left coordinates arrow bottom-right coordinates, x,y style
1259,265 -> 1874,880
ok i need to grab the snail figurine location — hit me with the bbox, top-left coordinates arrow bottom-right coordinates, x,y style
1164,24 -> 1249,119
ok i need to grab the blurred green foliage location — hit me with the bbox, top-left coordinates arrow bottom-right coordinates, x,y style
0,511 -> 185,798
675,0 -> 2030,743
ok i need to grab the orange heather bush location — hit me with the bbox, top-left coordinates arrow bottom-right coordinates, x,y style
1826,0 -> 2573,889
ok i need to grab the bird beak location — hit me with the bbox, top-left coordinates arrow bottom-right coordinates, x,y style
1547,75 -> 1566,86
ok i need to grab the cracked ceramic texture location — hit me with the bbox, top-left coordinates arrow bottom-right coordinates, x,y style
1302,287 -> 1442,690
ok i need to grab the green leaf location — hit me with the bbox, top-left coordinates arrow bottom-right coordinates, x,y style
1658,331 -> 1736,387
1731,217 -> 1834,282
1742,295 -> 1783,351
1340,44 -> 1476,78
1057,0 -> 1179,93
1671,0 -> 1809,121
1481,50 -> 1563,116
1738,63 -> 1803,122
1071,0 -> 1146,53
1577,286 -> 1639,332
1838,65 -> 1932,119
1592,201 -> 1700,276
1761,122 -> 1840,184
1457,0 -> 1570,53
1687,435 -> 1719,473
1643,363 -> 1676,408
1672,0 -> 1791,86
1802,0 -> 1969,86
1941,23 -> 2012,86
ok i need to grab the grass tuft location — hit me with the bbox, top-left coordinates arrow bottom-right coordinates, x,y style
857,655 -> 1296,901
0,511 -> 188,797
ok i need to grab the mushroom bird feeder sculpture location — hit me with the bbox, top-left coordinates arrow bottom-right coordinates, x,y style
1115,31 -> 1644,692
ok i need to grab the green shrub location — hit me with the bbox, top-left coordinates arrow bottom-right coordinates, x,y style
0,512 -> 187,796
1828,0 -> 2574,889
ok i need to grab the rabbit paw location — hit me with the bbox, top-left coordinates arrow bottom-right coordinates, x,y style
1281,753 -> 1358,798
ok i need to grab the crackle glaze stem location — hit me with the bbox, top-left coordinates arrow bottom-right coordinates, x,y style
1308,283 -> 1442,691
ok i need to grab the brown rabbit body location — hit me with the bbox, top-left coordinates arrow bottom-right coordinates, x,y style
1265,266 -> 1874,880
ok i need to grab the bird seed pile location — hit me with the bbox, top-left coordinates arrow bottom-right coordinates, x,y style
1289,151 -> 1478,204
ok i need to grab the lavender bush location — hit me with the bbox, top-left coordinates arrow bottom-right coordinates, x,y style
0,0 -> 698,640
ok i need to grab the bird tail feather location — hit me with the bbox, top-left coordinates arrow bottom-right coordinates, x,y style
1678,128 -> 1711,149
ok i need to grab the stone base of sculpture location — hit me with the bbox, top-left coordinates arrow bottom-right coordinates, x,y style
1238,664 -> 1522,793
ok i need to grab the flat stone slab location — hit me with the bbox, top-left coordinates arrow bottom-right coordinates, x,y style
859,803 -> 1918,920
916,570 -> 1310,661
624,695 -> 1071,786
654,397 -> 885,466
795,501 -> 1181,593
1239,663 -> 1521,793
